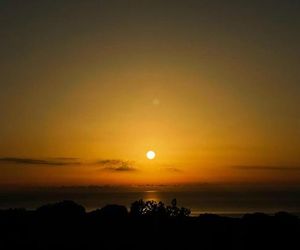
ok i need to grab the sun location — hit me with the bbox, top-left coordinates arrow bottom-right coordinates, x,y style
146,150 -> 156,160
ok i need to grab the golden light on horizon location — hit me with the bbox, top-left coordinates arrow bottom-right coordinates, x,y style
146,150 -> 156,160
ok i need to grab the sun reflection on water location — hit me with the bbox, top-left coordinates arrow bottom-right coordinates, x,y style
143,190 -> 160,202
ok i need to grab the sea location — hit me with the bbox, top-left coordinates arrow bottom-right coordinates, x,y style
1,185 -> 300,217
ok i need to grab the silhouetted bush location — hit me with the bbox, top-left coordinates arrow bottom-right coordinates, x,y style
130,198 -> 190,218
0,200 -> 299,250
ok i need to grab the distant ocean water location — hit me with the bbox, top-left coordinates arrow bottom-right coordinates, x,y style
1,186 -> 300,217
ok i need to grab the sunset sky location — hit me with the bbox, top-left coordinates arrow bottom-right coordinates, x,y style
0,1 -> 299,187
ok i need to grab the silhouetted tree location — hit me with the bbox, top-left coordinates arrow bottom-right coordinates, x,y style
130,199 -> 190,218
167,198 -> 191,217
130,199 -> 167,217
130,199 -> 146,217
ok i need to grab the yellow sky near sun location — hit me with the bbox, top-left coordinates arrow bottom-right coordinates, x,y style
0,64 -> 299,186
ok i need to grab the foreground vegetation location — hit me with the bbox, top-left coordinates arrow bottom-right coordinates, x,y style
0,199 -> 299,249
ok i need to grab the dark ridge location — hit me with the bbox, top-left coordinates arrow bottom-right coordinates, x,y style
0,199 -> 299,250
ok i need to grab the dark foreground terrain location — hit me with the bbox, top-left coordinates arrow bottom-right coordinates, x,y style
0,199 -> 299,250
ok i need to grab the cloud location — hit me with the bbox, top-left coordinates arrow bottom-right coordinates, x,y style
94,159 -> 124,165
233,165 -> 300,171
0,157 -> 137,172
94,159 -> 137,172
106,164 -> 137,172
165,167 -> 182,173
0,157 -> 81,166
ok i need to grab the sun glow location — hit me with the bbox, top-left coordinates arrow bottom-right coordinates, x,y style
146,150 -> 156,160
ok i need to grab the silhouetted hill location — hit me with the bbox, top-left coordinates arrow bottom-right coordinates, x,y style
0,200 -> 299,250
36,200 -> 86,217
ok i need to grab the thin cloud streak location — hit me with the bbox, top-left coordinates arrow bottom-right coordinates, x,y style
104,164 -> 137,172
94,159 -> 125,165
165,167 -> 182,173
95,159 -> 137,172
233,165 -> 300,171
0,157 -> 138,172
0,157 -> 81,166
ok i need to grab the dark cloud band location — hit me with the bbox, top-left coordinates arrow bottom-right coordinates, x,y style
0,157 -> 81,166
0,157 -> 137,172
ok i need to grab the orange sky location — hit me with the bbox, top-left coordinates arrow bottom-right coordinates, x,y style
0,1 -> 299,187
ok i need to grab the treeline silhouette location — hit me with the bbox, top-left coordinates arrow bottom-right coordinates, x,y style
0,199 -> 299,249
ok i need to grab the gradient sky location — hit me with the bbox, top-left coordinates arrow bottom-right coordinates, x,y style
0,0 -> 299,187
